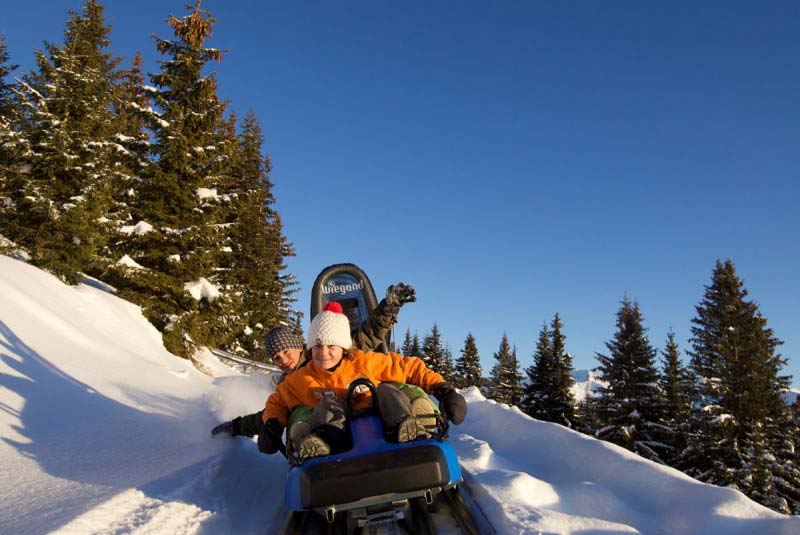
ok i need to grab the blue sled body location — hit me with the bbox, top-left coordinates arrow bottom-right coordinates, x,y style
284,414 -> 462,514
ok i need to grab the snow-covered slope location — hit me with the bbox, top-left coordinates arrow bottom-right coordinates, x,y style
1,255 -> 797,534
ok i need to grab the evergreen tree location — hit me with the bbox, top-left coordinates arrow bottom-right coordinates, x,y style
0,35 -> 17,119
549,313 -> 576,425
219,111 -> 296,359
97,52 -> 152,273
401,329 -> 414,356
0,35 -> 21,229
593,298 -> 672,463
112,1 -> 233,355
521,322 -> 552,416
678,260 -> 796,513
442,343 -> 454,381
659,329 -> 692,463
421,324 -> 449,378
454,332 -> 482,389
410,332 -> 422,358
660,330 -> 692,422
488,334 -> 523,405
4,0 -> 119,280
522,314 -> 576,427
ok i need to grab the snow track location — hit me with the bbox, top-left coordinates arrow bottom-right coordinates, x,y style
1,256 -> 799,534
53,489 -> 212,535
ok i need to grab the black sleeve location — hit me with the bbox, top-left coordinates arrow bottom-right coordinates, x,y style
352,298 -> 399,351
236,410 -> 265,437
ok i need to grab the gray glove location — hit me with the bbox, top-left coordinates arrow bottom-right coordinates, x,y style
385,282 -> 416,307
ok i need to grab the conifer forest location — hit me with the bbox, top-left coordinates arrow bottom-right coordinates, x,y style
0,1 -> 797,516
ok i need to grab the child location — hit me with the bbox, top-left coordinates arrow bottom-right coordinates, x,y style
258,302 -> 467,460
211,283 -> 417,438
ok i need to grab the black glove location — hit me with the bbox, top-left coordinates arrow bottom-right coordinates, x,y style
385,282 -> 416,308
257,418 -> 285,455
433,383 -> 467,425
211,416 -> 242,437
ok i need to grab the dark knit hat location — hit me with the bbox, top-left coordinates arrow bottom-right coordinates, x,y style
264,326 -> 305,360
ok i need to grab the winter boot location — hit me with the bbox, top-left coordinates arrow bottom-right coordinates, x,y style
396,415 -> 429,443
296,432 -> 330,460
411,396 -> 438,438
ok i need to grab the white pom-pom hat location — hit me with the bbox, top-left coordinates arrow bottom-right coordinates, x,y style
306,301 -> 353,349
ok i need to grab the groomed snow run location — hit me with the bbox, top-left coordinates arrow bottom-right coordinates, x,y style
0,255 -> 798,534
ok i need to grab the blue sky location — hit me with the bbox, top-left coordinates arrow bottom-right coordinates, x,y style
3,1 -> 798,386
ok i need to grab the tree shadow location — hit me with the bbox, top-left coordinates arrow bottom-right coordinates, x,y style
0,320 -> 228,533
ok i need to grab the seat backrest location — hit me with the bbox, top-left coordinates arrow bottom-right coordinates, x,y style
310,263 -> 388,351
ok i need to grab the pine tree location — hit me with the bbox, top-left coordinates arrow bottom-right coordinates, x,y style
218,111 -> 297,359
488,334 -> 523,406
549,313 -> 576,425
421,324 -> 449,378
5,0 -> 119,280
659,330 -> 692,463
593,298 -> 672,463
401,329 -> 414,356
410,333 -> 422,358
522,314 -> 576,426
97,52 -> 152,274
0,35 -> 21,231
521,322 -> 553,417
113,1 -> 233,355
0,35 -> 17,119
678,260 -> 795,513
441,343 -> 454,381
454,332 -> 482,389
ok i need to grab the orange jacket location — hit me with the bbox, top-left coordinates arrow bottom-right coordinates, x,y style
263,349 -> 445,426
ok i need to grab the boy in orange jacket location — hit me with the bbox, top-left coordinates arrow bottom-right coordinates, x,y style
258,302 -> 467,460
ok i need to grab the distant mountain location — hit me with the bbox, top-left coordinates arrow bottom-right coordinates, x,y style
571,368 -> 799,408
570,369 -> 607,404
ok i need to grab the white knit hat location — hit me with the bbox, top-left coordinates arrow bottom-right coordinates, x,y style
306,301 -> 353,349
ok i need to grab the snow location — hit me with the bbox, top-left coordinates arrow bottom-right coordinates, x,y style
184,277 -> 221,302
0,255 -> 798,534
120,221 -> 154,235
571,368 -> 607,403
116,254 -> 145,270
197,187 -> 219,201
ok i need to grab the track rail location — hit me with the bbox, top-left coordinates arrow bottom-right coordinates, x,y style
208,347 -> 283,374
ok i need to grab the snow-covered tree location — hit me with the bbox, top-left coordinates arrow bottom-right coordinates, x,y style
96,52 -> 153,274
488,334 -> 523,406
522,314 -> 576,427
658,329 -> 692,463
111,1 -> 233,355
593,298 -> 672,464
401,329 -> 414,356
453,332 -> 482,389
0,35 -> 21,226
5,0 -> 119,280
216,111 -> 297,360
0,36 -> 17,120
410,332 -> 422,357
422,324 -> 450,379
678,259 -> 796,513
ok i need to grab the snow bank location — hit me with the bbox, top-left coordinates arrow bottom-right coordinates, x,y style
0,255 -> 290,534
0,255 -> 797,534
454,387 -> 798,534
